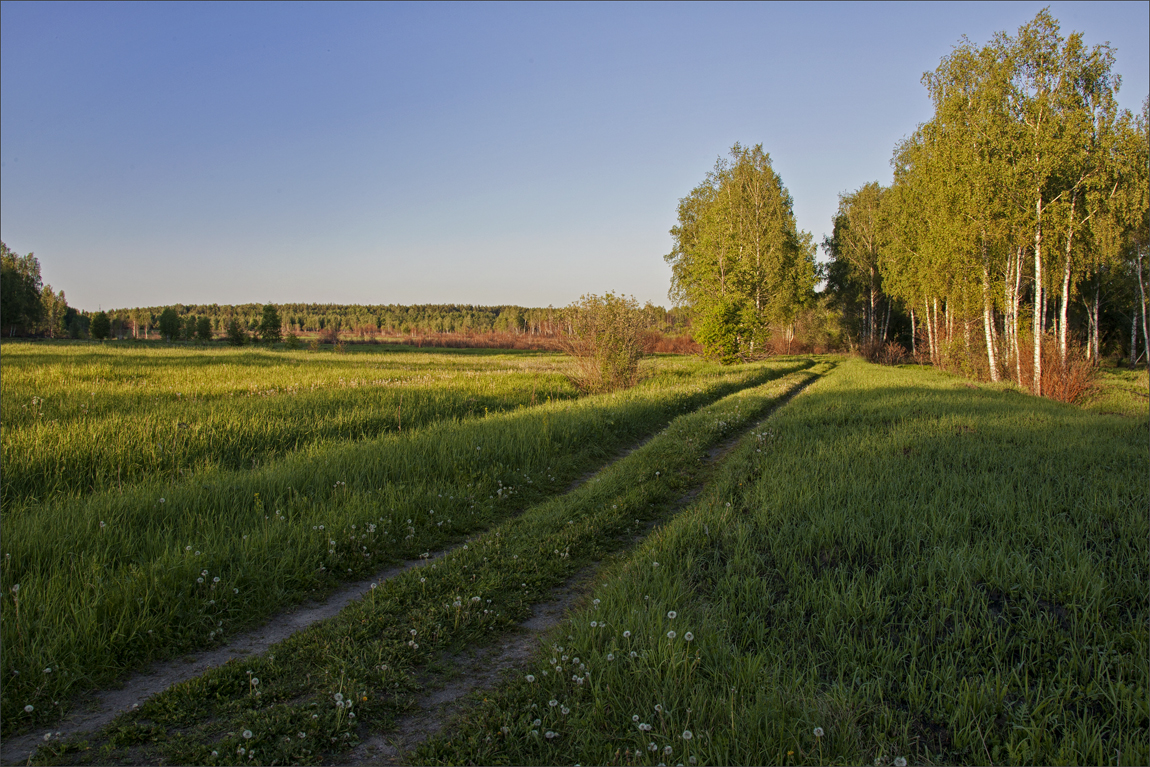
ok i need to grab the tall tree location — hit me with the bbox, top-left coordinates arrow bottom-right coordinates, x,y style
259,304 -> 283,343
666,143 -> 816,362
1,242 -> 44,336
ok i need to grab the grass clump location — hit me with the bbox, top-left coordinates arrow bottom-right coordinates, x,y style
415,358 -> 1148,767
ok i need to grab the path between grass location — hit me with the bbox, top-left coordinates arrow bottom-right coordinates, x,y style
18,365 -> 831,767
0,405 -> 685,766
340,369 -> 828,766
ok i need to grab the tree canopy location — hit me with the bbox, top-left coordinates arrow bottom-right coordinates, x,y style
666,143 -> 817,362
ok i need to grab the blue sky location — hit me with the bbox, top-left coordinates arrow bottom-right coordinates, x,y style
2,1 -> 1147,311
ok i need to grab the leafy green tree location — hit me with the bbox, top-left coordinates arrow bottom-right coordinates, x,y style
1,242 -> 44,336
195,316 -> 213,342
90,311 -> 112,340
259,304 -> 282,343
39,285 -> 68,338
667,143 -> 816,362
158,308 -> 181,341
225,317 -> 246,346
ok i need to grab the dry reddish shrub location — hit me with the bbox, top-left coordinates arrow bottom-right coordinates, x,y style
642,332 -> 702,354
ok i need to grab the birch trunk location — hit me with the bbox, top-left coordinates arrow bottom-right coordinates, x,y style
983,263 -> 999,381
910,309 -> 917,356
1139,250 -> 1149,369
1059,194 -> 1076,362
1033,196 -> 1044,395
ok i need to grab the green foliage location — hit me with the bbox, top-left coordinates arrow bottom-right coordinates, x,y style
259,304 -> 282,344
157,308 -> 181,342
1,242 -> 44,336
194,316 -> 213,342
90,312 -> 111,341
667,144 -> 817,362
562,293 -> 648,393
225,318 -> 246,346
284,331 -> 301,349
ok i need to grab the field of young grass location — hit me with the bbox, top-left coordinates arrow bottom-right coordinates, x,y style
22,365 -> 829,765
0,341 -> 813,738
1084,365 -> 1150,419
0,342 -> 583,507
414,359 -> 1148,767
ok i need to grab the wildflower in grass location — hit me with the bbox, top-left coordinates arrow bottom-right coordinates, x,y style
197,577 -> 204,583
533,718 -> 541,727
814,727 -> 824,737
11,584 -> 18,593
159,498 -> 165,504
561,705 -> 570,715
100,521 -> 106,529
607,653 -> 615,661
212,751 -> 218,757
667,611 -> 677,620
251,678 -> 259,686
664,745 -> 673,756
526,675 -> 535,682
591,621 -> 598,627
633,715 -> 640,722
682,730 -> 693,740
894,760 -> 907,767
689,757 -> 697,765
213,577 -> 220,583
667,631 -> 676,639
655,704 -> 662,712
545,731 -> 557,739
653,562 -> 659,568
43,668 -> 51,674
24,705 -> 33,712
630,651 -> 638,658
243,730 -> 253,739
334,693 -> 344,703
685,632 -> 694,642
298,732 -> 306,739
649,742 -> 658,752
549,699 -> 558,707
624,631 -> 631,638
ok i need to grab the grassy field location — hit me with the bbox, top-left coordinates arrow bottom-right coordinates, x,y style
0,341 -> 810,737
0,342 -> 581,507
414,360 -> 1149,767
5,345 -> 1146,766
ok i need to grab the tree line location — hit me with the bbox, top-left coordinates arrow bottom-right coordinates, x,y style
822,10 -> 1148,389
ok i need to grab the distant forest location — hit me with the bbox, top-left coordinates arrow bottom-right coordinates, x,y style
80,301 -> 690,342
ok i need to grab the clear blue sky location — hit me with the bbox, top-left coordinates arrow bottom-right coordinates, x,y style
2,1 -> 1147,311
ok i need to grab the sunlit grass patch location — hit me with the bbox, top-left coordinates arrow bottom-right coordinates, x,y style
23,366 -> 825,765
0,349 -> 813,737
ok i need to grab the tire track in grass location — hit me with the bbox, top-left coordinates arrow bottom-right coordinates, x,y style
343,363 -> 833,766
19,365 -> 831,767
0,404 -> 706,767
3,359 -> 810,740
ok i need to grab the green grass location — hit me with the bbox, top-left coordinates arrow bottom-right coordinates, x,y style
1,344 -> 813,737
27,366 -> 827,766
412,358 -> 1149,767
1084,365 -> 1149,419
0,342 -> 581,507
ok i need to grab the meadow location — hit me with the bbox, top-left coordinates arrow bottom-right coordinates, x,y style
0,341 -> 808,739
3,343 -> 1146,766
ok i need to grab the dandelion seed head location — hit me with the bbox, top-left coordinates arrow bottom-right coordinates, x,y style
682,730 -> 693,740
814,727 -> 824,737
685,632 -> 694,642
667,611 -> 677,619
24,705 -> 33,712
243,730 -> 253,739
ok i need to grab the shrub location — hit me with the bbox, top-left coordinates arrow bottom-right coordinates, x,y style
158,308 -> 181,342
561,293 -> 647,393
259,304 -> 282,344
90,311 -> 111,341
195,317 -> 213,342
284,332 -> 302,349
225,318 -> 246,346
